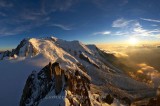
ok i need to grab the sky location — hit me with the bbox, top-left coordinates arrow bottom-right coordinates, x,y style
0,0 -> 160,50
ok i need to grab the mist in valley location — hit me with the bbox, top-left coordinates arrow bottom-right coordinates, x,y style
98,44 -> 160,87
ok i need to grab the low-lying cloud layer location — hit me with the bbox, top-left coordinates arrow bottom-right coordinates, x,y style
113,51 -> 129,58
137,63 -> 160,87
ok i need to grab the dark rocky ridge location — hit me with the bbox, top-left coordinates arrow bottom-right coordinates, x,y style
20,62 -> 91,106
79,53 -> 99,69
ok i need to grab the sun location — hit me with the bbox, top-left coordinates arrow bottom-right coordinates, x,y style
128,37 -> 139,45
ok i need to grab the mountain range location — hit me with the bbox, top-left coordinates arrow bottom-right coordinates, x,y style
0,36 -> 159,106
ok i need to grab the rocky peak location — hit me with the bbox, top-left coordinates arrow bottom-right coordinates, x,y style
12,38 -> 28,55
50,36 -> 58,42
51,62 -> 64,95
11,38 -> 38,57
20,62 -> 91,106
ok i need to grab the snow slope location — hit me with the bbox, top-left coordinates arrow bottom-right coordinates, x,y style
0,58 -> 48,106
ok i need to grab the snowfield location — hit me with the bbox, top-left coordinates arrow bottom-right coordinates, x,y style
0,59 -> 47,106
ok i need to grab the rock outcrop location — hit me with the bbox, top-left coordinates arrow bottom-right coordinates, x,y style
79,53 -> 99,69
104,94 -> 114,105
51,62 -> 63,95
147,96 -> 160,106
20,62 -> 91,106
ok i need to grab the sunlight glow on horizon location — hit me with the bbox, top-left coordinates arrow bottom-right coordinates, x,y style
128,37 -> 139,45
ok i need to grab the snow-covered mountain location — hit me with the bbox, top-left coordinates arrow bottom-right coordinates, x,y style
0,36 -> 157,106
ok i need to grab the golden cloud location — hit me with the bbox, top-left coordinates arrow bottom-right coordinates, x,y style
137,63 -> 160,87
114,52 -> 129,58
137,63 -> 158,74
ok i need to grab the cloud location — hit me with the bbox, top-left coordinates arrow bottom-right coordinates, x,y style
132,23 -> 160,37
151,24 -> 158,27
0,0 -> 80,37
41,0 -> 78,13
0,3 -> 53,37
55,0 -> 76,11
0,21 -> 49,37
0,12 -> 6,17
21,13 -> 39,21
137,63 -> 160,87
0,16 -> 50,37
137,63 -> 158,74
112,18 -> 132,27
0,0 -> 13,8
93,31 -> 111,35
0,0 -> 78,37
51,24 -> 72,30
132,22 -> 151,36
140,18 -> 160,23
112,18 -> 160,38
114,52 -> 128,58
20,11 -> 51,22
92,0 -> 128,10
119,0 -> 128,6
0,27 -> 28,37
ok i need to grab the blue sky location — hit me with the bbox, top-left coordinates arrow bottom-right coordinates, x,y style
0,0 -> 160,50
